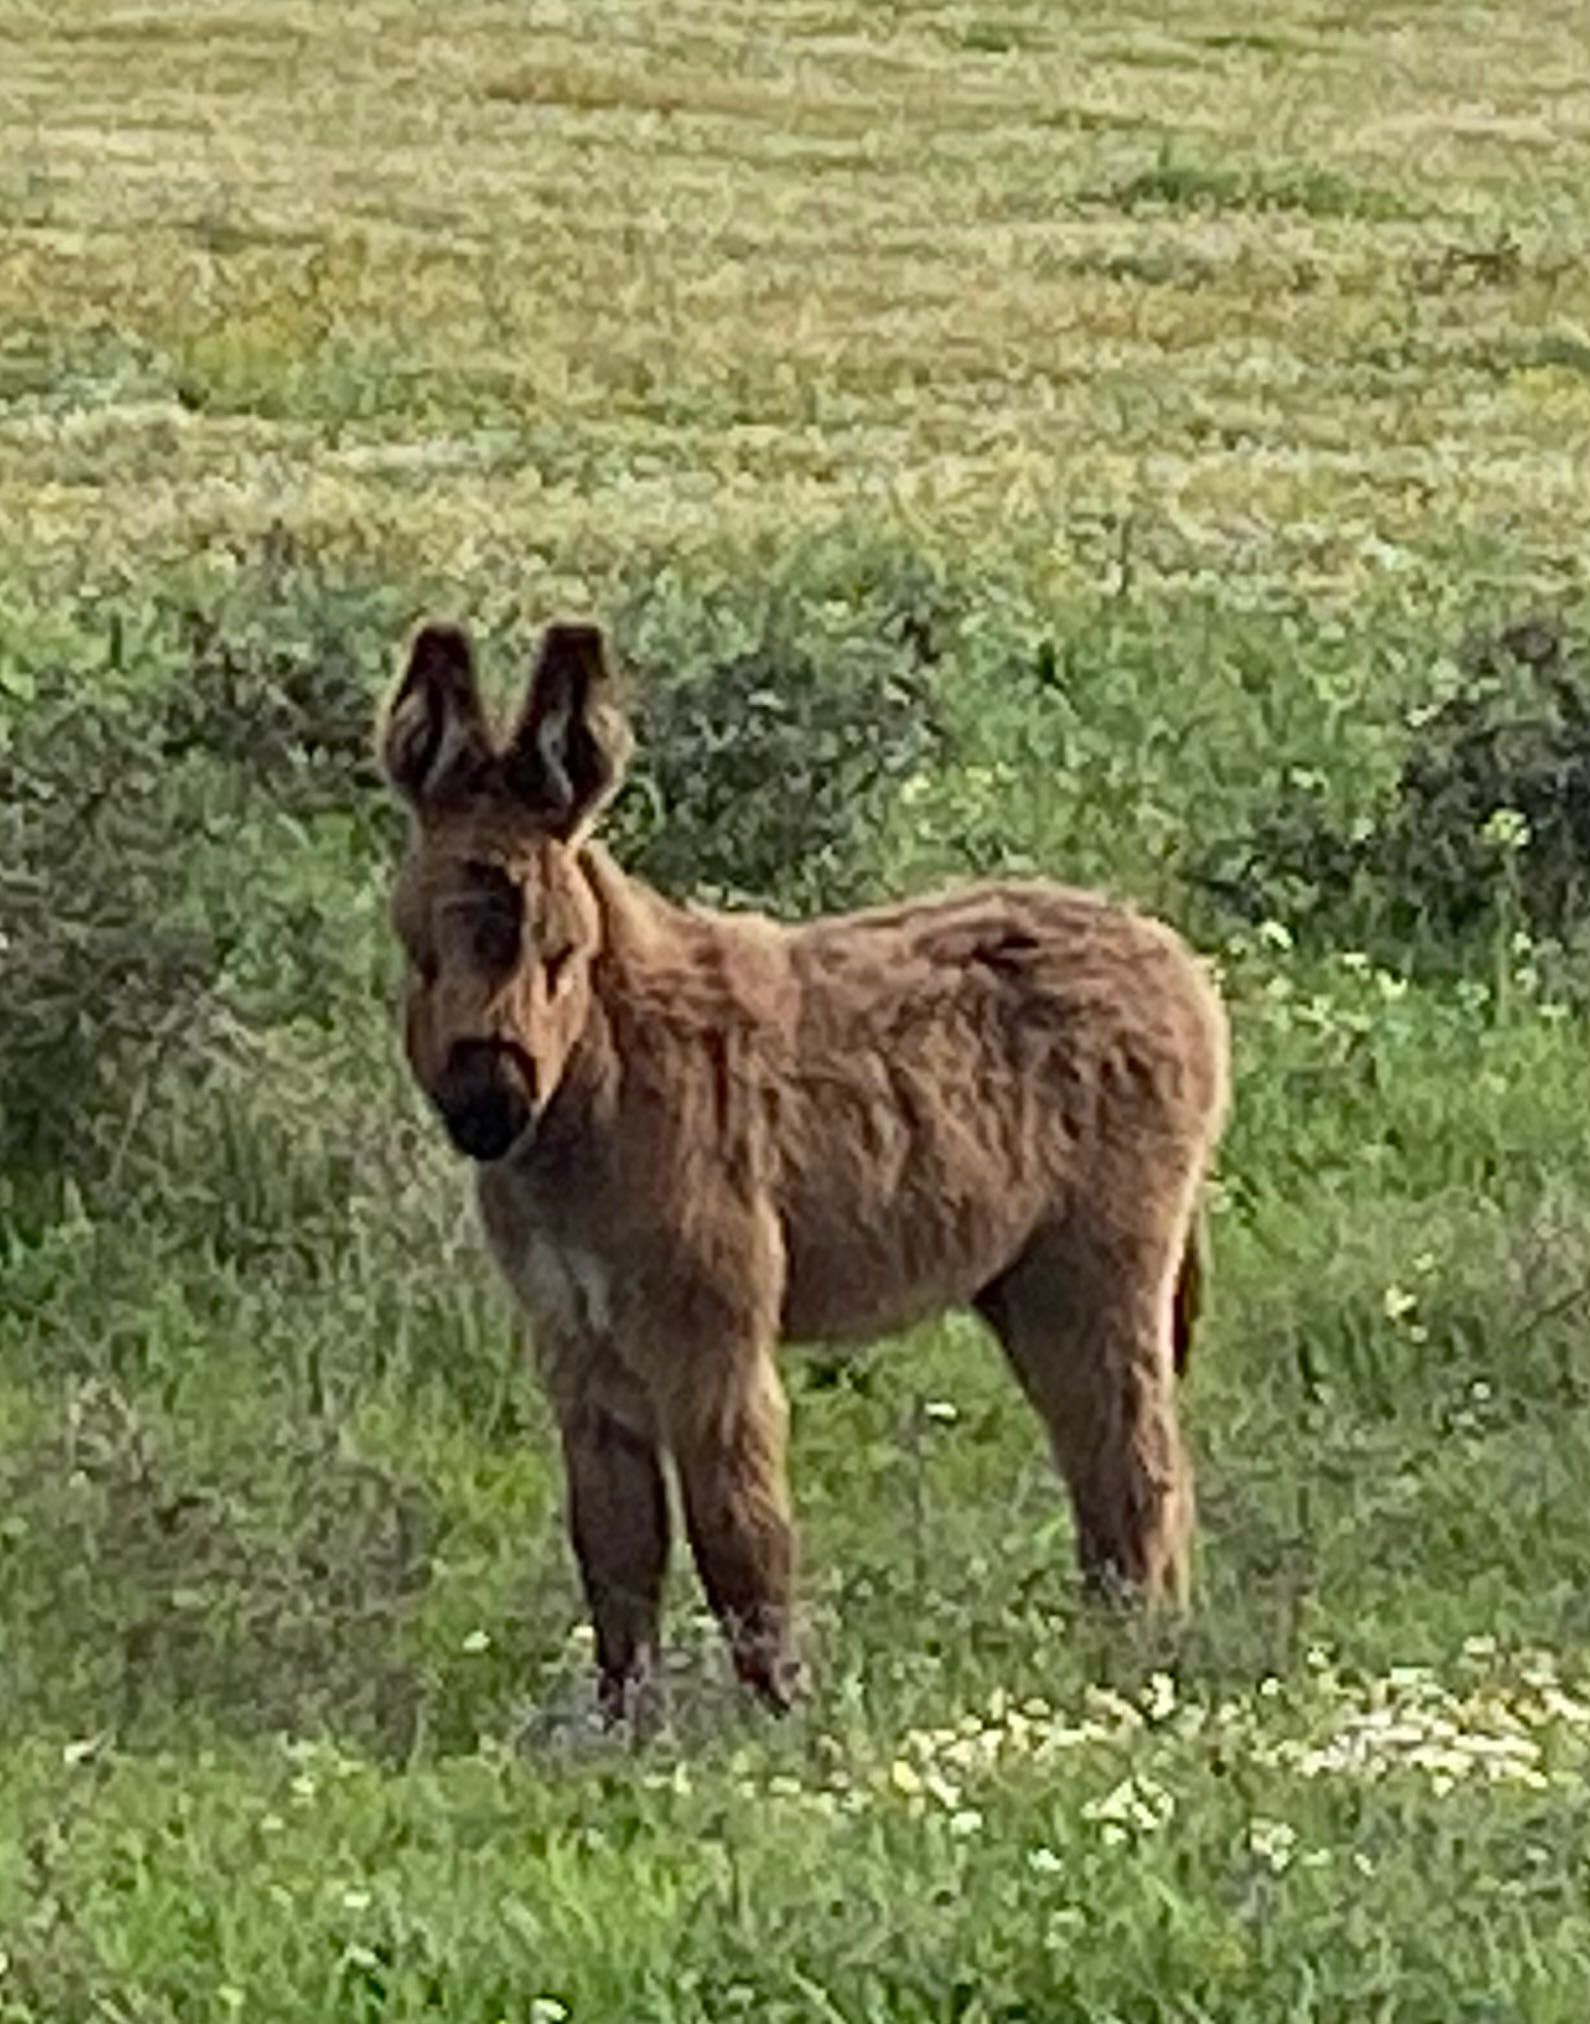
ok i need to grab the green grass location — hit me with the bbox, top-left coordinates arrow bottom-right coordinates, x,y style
5,0 -> 1590,2015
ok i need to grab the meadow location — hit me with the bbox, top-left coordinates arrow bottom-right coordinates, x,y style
5,0 -> 1590,2015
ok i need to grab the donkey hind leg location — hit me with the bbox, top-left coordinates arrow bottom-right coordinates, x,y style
666,1351 -> 802,1713
561,1384 -> 671,1726
976,1213 -> 1196,1609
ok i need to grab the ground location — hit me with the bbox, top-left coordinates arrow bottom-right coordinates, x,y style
4,1 -> 1590,2017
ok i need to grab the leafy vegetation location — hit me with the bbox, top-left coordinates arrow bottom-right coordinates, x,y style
1189,614 -> 1590,953
5,0 -> 1590,2016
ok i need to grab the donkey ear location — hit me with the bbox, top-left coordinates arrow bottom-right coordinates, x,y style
503,622 -> 632,839
379,621 -> 494,809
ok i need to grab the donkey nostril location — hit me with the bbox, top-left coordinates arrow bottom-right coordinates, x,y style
442,1094 -> 525,1163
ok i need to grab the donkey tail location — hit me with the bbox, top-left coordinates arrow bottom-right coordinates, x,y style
1171,1207 -> 1208,1379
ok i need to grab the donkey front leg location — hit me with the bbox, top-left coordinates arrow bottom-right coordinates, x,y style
561,1395 -> 671,1725
667,1353 -> 802,1712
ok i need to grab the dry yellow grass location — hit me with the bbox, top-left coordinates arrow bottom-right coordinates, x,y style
3,0 -> 1588,595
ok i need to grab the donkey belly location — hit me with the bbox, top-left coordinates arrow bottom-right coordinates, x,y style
770,1037 -> 1066,1343
776,1182 -> 1040,1344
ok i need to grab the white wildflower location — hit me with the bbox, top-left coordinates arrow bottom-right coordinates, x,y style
1248,1817 -> 1298,1873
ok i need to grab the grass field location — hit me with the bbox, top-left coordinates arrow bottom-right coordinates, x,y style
6,1 -> 1590,2016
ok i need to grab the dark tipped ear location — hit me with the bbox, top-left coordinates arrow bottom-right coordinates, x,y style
503,622 -> 632,839
379,621 -> 494,809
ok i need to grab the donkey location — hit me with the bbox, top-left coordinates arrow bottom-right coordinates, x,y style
378,619 -> 1230,1718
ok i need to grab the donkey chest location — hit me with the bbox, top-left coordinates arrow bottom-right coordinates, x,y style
506,1232 -> 613,1340
475,1170 -> 614,1342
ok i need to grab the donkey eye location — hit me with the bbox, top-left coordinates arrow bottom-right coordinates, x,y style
460,859 -> 523,970
474,906 -> 521,969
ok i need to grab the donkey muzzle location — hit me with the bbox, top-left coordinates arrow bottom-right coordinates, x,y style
433,1041 -> 535,1163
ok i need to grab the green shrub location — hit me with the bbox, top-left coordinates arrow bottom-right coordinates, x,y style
0,537 -> 402,1175
606,540 -> 959,913
1187,615 -> 1590,951
619,622 -> 948,913
0,672 -> 223,1167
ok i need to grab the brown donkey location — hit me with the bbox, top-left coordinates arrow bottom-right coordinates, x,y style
379,620 -> 1230,1718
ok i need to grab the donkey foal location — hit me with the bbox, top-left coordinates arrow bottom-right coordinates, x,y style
379,620 -> 1230,1718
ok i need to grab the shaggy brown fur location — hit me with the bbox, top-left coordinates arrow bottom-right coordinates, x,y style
379,619 -> 1231,1718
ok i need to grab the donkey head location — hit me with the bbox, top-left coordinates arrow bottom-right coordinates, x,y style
378,619 -> 631,1162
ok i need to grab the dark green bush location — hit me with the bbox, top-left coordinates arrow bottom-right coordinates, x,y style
0,677 -> 223,1166
1187,616 -> 1590,947
0,539 -> 402,1174
619,618 -> 949,913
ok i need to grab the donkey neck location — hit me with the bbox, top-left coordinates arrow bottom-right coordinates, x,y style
576,840 -> 703,967
501,847 -> 715,1180
499,844 -> 791,1217
578,843 -> 791,1032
